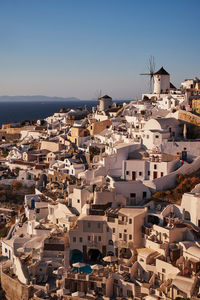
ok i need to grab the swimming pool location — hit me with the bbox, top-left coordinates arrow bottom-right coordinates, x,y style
72,264 -> 92,274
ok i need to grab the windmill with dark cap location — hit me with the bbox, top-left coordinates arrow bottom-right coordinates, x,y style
140,57 -> 174,95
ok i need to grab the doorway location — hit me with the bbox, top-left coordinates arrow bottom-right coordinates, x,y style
153,171 -> 158,179
132,171 -> 136,181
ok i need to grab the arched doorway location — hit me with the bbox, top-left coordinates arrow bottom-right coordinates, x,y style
88,249 -> 102,263
70,249 -> 83,265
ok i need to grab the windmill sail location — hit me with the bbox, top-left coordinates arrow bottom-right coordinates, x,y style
140,56 -> 155,92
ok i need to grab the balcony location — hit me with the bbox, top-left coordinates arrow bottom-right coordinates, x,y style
88,241 -> 100,248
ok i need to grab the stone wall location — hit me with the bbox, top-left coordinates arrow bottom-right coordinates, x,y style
178,110 -> 200,126
1,268 -> 33,300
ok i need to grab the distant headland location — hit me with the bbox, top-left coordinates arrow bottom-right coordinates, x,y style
0,95 -> 81,102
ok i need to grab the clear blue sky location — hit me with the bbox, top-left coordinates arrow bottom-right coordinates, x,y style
0,0 -> 199,99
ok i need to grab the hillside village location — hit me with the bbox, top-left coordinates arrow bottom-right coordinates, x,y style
1,68 -> 200,299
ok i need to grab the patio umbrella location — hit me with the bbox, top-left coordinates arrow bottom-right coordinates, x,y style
72,262 -> 86,268
91,264 -> 104,270
103,255 -> 118,263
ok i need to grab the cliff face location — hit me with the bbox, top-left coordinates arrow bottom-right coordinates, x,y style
1,268 -> 33,300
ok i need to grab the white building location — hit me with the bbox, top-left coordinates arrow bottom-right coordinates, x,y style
141,117 -> 180,150
48,202 -> 77,230
157,95 -> 179,111
98,95 -> 112,112
108,176 -> 151,205
181,192 -> 200,227
68,187 -> 91,215
122,152 -> 181,181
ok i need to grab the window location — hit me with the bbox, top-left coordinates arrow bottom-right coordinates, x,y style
154,164 -> 157,170
139,171 -> 142,176
124,229 -> 127,233
143,191 -> 147,199
119,233 -> 122,238
107,226 -> 109,232
127,290 -> 133,297
129,234 -> 132,240
126,171 -> 129,175
129,218 -> 132,224
130,193 -> 136,198
73,237 -> 76,243
98,236 -> 101,242
88,222 -> 91,228
36,208 -> 40,213
162,268 -> 166,273
161,172 -> 164,177
77,199 -> 80,203
113,228 -> 115,233
80,237 -> 83,243
146,135 -> 149,139
148,171 -> 150,176
88,236 -> 90,241
155,135 -> 159,138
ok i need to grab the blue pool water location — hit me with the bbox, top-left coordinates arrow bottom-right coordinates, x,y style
72,265 -> 92,274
